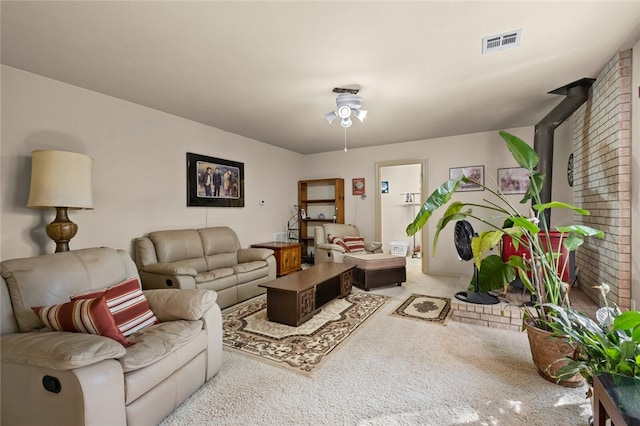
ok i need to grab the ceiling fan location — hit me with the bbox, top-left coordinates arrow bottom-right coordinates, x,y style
453,220 -> 500,305
325,88 -> 367,128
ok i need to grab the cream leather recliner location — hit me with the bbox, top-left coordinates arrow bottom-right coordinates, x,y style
314,223 -> 383,264
1,247 -> 223,426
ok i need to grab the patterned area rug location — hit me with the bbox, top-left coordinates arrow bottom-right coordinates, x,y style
390,293 -> 452,325
222,291 -> 390,375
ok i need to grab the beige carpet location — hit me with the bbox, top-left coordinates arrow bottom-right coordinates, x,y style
390,293 -> 452,325
222,291 -> 390,375
160,259 -> 592,425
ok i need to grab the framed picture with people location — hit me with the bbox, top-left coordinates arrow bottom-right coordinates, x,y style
187,152 -> 245,207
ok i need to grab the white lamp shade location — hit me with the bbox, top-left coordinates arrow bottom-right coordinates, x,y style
337,105 -> 352,119
340,117 -> 352,128
27,150 -> 94,209
354,109 -> 367,122
325,111 -> 337,124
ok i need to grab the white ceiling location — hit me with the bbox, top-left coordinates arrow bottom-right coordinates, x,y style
2,1 -> 640,154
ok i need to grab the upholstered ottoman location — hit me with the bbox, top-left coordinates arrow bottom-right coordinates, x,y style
344,253 -> 406,291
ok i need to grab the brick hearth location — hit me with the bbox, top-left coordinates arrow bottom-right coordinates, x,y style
451,287 -> 598,331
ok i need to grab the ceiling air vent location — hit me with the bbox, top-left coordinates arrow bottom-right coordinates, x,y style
482,29 -> 522,54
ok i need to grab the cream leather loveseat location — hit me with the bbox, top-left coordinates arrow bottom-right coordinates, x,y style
134,226 -> 276,309
0,247 -> 222,426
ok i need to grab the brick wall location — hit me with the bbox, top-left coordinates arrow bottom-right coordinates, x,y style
572,50 -> 632,309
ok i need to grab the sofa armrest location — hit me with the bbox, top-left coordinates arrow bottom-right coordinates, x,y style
200,300 -> 223,379
316,243 -> 346,253
364,242 -> 383,252
2,357 -> 126,425
143,289 -> 218,321
141,262 -> 198,276
144,289 -> 224,380
1,331 -> 126,370
237,248 -> 274,263
134,236 -> 158,270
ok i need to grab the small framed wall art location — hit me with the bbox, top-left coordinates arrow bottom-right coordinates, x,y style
186,152 -> 245,207
498,167 -> 530,195
449,165 -> 484,192
352,178 -> 365,195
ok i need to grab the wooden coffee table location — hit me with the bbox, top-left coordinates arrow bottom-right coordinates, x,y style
259,263 -> 354,326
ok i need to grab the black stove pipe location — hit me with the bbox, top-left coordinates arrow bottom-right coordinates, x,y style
534,78 -> 594,228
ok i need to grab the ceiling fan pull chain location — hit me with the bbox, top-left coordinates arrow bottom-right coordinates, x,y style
344,127 -> 348,152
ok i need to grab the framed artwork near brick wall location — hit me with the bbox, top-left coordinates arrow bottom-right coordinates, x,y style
449,165 -> 484,192
498,167 -> 530,195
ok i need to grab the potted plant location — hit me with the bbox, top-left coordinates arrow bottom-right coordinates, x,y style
544,283 -> 639,384
544,284 -> 640,422
406,130 -> 604,386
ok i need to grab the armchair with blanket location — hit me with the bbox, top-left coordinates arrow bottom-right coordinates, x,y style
314,223 -> 383,264
1,247 -> 222,426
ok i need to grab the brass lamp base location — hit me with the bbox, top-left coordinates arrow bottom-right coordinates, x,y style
45,207 -> 78,253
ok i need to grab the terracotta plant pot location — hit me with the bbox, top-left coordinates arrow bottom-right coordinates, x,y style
524,318 -> 585,388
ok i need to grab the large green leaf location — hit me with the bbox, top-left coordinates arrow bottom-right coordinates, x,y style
435,202 -> 467,230
506,255 -> 528,270
516,267 -> 536,294
509,216 -> 540,234
471,231 -> 503,269
618,341 -> 638,362
406,178 -> 460,236
614,310 -> 640,333
499,131 -> 538,170
476,255 -> 516,292
563,234 -> 584,252
556,224 -> 605,239
432,202 -> 471,256
520,171 -> 544,203
534,201 -> 590,216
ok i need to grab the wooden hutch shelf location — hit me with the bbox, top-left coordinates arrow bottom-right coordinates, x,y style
298,178 -> 344,262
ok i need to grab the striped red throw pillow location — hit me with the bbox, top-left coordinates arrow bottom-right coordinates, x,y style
72,278 -> 158,336
329,234 -> 349,252
32,297 -> 131,346
329,235 -> 366,253
344,236 -> 366,253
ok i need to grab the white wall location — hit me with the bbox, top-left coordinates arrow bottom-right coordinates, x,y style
302,127 -> 548,275
1,66 -> 303,259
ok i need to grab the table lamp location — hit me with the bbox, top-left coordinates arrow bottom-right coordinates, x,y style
27,150 -> 94,252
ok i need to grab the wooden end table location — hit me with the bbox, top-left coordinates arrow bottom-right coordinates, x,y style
251,241 -> 302,276
593,373 -> 640,426
258,262 -> 354,326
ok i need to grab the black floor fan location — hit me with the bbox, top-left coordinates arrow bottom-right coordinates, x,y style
453,220 -> 500,305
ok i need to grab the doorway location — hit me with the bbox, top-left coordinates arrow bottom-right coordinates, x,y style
375,159 -> 427,272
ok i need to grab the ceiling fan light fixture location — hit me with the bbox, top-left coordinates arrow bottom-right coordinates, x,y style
353,109 -> 367,122
325,89 -> 365,135
337,105 -> 351,119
